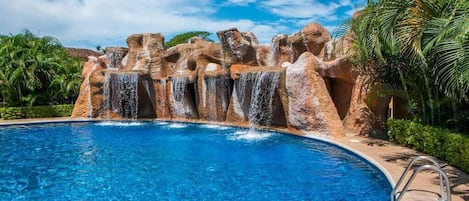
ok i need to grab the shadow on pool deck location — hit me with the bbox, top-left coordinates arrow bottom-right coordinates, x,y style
336,134 -> 469,201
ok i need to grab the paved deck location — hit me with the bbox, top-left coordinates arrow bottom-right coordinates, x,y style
1,117 -> 468,201
336,134 -> 469,201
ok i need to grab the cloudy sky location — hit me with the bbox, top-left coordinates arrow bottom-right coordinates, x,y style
0,0 -> 365,49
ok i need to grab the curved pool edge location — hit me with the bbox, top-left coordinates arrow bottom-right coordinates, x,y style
1,118 -> 467,201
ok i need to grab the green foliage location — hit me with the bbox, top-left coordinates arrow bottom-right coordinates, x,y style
0,30 -> 82,106
0,104 -> 74,120
165,31 -> 213,48
346,0 -> 469,128
388,119 -> 469,173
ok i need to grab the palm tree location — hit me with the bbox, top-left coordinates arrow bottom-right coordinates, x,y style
346,0 -> 469,127
49,56 -> 83,104
0,30 -> 83,106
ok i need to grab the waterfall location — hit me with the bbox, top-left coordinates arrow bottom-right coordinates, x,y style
220,75 -> 231,115
103,72 -> 111,118
159,79 -> 167,118
206,77 -> 217,121
325,40 -> 334,59
267,38 -> 280,66
103,72 -> 139,119
171,78 -> 187,117
238,73 -> 256,108
248,71 -> 281,129
204,75 -> 231,121
106,51 -> 124,69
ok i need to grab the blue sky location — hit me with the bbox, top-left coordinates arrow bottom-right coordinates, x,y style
0,0 -> 365,49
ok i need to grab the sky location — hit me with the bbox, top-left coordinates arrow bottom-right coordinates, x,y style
0,0 -> 365,49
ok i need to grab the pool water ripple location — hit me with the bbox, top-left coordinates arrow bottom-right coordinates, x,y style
0,122 -> 391,200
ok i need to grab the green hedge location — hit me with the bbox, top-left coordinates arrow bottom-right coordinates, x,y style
388,119 -> 469,173
0,104 -> 74,120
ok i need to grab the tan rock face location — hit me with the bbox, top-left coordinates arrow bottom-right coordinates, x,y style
289,23 -> 331,60
270,34 -> 293,66
197,63 -> 231,122
153,79 -> 171,119
122,33 -> 165,76
343,76 -> 390,134
254,44 -> 270,66
71,23 -> 385,136
163,39 -> 223,120
217,28 -> 258,67
71,56 -> 106,118
285,52 -> 345,137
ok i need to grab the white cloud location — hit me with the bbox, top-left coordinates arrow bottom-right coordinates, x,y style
0,0 -> 363,48
0,0 -> 285,48
260,0 -> 338,18
225,0 -> 257,6
260,0 -> 355,19
340,0 -> 352,6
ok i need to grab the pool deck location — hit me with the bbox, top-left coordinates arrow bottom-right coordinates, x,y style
1,117 -> 468,201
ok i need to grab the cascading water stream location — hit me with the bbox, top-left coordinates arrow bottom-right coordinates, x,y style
106,51 -> 124,70
246,72 -> 281,130
103,72 -> 111,118
325,40 -> 334,59
248,72 -> 281,129
204,75 -> 231,121
103,72 -> 139,119
171,78 -> 187,117
206,77 -> 217,121
238,73 -> 256,108
159,79 -> 167,118
267,37 -> 280,66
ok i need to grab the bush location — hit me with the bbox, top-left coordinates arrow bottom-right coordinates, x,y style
0,104 -> 74,120
388,119 -> 469,173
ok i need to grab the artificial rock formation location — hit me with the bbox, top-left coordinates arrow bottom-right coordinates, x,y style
72,22 -> 388,137
285,53 -> 345,137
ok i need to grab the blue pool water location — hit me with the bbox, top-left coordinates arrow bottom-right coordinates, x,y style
0,121 -> 391,200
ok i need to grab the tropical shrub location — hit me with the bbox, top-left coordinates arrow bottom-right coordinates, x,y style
388,119 -> 469,173
0,30 -> 82,107
0,104 -> 74,120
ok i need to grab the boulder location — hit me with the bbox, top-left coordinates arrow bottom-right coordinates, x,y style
288,23 -> 331,60
153,79 -> 171,119
121,33 -> 165,76
269,34 -> 293,66
343,76 -> 390,135
71,56 -> 106,118
285,52 -> 345,137
217,28 -> 258,67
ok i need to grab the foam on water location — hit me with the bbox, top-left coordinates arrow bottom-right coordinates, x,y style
199,124 -> 231,130
154,121 -> 169,126
229,130 -> 274,141
167,123 -> 187,128
95,121 -> 144,127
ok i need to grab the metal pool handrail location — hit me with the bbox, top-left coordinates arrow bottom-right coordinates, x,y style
391,156 -> 451,201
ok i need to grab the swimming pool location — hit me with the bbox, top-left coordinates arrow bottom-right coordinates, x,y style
0,121 -> 391,200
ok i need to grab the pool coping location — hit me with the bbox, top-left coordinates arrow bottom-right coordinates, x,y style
1,117 -> 468,201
